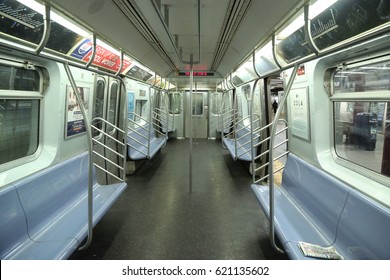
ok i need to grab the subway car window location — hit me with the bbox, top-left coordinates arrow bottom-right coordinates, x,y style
192,92 -> 203,116
0,66 -> 40,91
211,93 -> 222,115
333,59 -> 390,178
334,60 -> 390,93
168,92 -> 182,114
93,79 -> 105,137
0,99 -> 39,165
0,64 -> 41,165
108,82 -> 118,132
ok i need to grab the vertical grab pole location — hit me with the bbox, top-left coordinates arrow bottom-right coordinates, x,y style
64,63 -> 94,250
252,50 -> 261,182
250,78 -> 260,182
148,86 -> 153,159
119,77 -> 128,181
268,64 -> 298,253
36,4 -> 51,55
232,83 -> 238,160
189,60 -> 193,194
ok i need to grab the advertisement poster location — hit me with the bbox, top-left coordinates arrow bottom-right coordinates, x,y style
70,39 -> 132,73
65,85 -> 90,138
290,87 -> 310,141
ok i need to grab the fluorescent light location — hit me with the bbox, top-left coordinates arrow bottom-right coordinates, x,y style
16,0 -> 44,14
96,39 -> 120,56
17,0 -> 90,38
278,14 -> 304,39
278,0 -> 339,39
310,0 -> 338,19
51,12 -> 90,38
255,41 -> 273,58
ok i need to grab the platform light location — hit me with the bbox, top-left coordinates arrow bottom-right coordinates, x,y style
16,0 -> 90,38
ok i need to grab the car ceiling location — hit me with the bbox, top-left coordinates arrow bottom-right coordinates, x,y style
46,0 -> 304,88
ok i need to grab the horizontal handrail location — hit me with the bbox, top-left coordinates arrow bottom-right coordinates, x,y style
92,138 -> 124,158
91,117 -> 126,183
127,128 -> 149,142
252,119 -> 289,184
128,112 -> 149,126
93,163 -> 124,182
92,150 -> 124,171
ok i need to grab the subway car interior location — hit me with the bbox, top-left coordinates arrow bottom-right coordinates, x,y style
0,0 -> 390,260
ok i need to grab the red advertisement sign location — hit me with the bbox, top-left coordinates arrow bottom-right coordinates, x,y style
70,39 -> 132,73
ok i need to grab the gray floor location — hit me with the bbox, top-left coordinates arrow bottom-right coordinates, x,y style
70,138 -> 288,260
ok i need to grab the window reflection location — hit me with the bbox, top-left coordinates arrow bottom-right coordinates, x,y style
192,92 -> 203,116
0,99 -> 39,164
211,93 -> 222,115
93,80 -> 105,137
168,92 -> 182,115
334,101 -> 389,177
108,82 -> 118,133
333,58 -> 390,178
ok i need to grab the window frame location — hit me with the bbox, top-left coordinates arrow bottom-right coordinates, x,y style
107,80 -> 120,135
92,77 -> 107,139
330,56 -> 390,185
0,60 -> 43,169
168,92 -> 182,115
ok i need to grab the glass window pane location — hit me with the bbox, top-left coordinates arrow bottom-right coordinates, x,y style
0,65 -> 12,90
168,92 -> 182,114
108,82 -> 118,129
0,65 -> 40,91
334,60 -> 390,94
192,92 -> 203,116
0,99 -> 39,164
211,93 -> 222,115
334,101 -> 389,177
14,68 -> 40,91
93,80 -> 105,136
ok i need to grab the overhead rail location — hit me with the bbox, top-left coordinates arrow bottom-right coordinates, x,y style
224,0 -> 390,83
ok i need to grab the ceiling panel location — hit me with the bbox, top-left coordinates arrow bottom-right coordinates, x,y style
47,0 -> 305,83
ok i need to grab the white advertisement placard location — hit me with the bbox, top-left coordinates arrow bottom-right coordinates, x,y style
290,87 -> 310,141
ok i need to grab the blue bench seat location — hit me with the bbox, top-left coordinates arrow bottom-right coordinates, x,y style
223,124 -> 259,161
127,124 -> 167,160
251,153 -> 390,259
0,152 -> 127,260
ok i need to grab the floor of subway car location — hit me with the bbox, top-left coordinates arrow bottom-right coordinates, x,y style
69,138 -> 288,260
